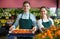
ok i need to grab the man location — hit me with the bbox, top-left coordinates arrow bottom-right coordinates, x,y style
10,1 -> 37,39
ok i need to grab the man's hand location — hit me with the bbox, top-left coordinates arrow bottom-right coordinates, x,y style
9,26 -> 15,31
31,26 -> 37,33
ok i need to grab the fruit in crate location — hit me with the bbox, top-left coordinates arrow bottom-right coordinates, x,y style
55,30 -> 60,36
12,29 -> 32,34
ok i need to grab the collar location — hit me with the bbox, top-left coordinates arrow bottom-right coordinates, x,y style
23,12 -> 30,15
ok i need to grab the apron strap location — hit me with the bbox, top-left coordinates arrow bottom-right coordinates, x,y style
21,14 -> 23,19
29,14 -> 30,19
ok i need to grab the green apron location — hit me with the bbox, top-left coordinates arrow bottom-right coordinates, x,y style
42,19 -> 52,28
17,14 -> 33,39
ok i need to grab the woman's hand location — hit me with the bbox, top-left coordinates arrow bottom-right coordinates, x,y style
41,28 -> 47,31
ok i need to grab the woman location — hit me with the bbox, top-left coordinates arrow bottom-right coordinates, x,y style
37,6 -> 54,32
10,1 -> 37,39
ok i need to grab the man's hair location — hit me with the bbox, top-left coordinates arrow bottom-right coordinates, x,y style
23,1 -> 30,6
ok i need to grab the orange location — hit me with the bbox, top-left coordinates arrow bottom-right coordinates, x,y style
37,34 -> 42,38
55,30 -> 60,36
44,33 -> 47,36
46,30 -> 51,34
41,35 -> 46,39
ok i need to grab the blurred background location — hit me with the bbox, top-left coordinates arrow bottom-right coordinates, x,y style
0,0 -> 60,39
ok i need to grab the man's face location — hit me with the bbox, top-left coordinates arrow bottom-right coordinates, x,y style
23,3 -> 30,12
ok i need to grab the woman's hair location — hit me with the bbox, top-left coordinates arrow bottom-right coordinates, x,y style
40,6 -> 48,12
40,6 -> 50,19
23,1 -> 30,6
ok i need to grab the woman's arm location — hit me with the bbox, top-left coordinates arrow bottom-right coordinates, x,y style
37,19 -> 44,32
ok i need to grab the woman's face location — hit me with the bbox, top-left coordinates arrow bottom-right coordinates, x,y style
40,8 -> 47,16
23,3 -> 30,12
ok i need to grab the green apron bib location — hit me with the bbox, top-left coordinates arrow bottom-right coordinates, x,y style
17,14 -> 33,39
42,19 -> 52,28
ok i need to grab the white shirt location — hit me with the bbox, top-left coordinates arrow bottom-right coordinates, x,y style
37,18 -> 54,30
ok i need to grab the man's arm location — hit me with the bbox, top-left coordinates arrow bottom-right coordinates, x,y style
9,14 -> 21,30
31,14 -> 37,33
